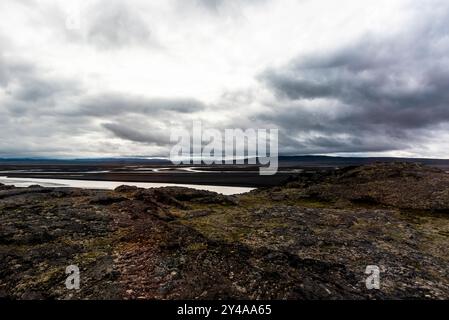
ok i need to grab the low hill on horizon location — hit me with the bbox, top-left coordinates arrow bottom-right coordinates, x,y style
1,155 -> 449,169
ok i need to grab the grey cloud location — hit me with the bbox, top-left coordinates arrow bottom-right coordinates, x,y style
4,0 -> 154,50
194,0 -> 223,11
0,59 -> 83,118
2,61 -> 204,119
12,76 -> 81,103
3,0 -> 449,158
183,0 -> 269,13
0,54 -> 7,85
85,0 -> 153,49
257,6 -> 449,154
102,122 -> 171,145
0,56 -> 34,88
277,129 -> 410,155
74,94 -> 205,118
0,52 -> 202,156
0,35 -> 80,103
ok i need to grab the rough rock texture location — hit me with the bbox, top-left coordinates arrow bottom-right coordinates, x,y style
284,162 -> 449,211
0,163 -> 448,299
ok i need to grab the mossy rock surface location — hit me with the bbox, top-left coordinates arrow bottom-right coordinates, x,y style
1,163 -> 449,299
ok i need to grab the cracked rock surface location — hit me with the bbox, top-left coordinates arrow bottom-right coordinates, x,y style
0,163 -> 448,299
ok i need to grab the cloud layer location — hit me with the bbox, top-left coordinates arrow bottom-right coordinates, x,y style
1,0 -> 449,158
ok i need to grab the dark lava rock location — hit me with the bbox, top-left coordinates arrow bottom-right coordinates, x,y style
287,162 -> 449,211
89,194 -> 127,205
0,183 -> 14,191
115,185 -> 139,193
1,163 -> 449,300
153,187 -> 238,205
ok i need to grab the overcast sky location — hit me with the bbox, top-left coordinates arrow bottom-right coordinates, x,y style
1,0 -> 449,158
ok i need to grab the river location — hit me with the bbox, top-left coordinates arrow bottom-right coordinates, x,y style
0,176 -> 254,195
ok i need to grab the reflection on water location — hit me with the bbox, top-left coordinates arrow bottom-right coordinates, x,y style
0,170 -> 110,174
0,176 -> 254,195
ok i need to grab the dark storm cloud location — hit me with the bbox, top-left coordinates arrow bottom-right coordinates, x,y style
91,95 -> 206,146
3,0 -> 449,158
275,129 -> 411,155
257,7 -> 449,154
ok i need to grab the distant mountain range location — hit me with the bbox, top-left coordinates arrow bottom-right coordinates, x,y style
276,155 -> 449,168
1,155 -> 449,169
0,158 -> 171,165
